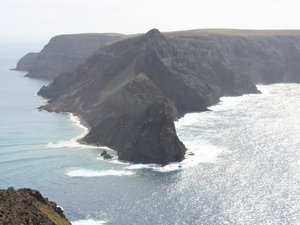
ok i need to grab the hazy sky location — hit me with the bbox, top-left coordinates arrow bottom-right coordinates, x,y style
1,0 -> 300,41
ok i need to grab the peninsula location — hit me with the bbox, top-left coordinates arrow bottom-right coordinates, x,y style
17,28 -> 300,164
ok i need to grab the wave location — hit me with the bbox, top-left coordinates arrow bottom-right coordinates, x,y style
65,168 -> 135,177
46,113 -> 112,150
47,140 -> 110,150
123,144 -> 224,173
174,112 -> 204,127
0,155 -> 60,165
72,219 -> 108,225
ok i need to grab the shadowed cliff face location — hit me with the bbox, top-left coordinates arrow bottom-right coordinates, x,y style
15,33 -> 125,79
0,187 -> 71,225
38,29 -> 260,164
85,103 -> 186,165
167,32 -> 300,84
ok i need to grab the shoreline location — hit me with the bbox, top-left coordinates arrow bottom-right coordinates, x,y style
68,113 -> 112,150
47,112 -> 111,151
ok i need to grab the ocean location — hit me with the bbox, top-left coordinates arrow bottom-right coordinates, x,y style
0,43 -> 299,225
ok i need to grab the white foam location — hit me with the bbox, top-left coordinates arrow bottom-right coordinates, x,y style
72,219 -> 108,225
68,113 -> 89,141
256,84 -> 275,94
121,142 -> 224,173
126,163 -> 160,170
174,112 -> 202,127
100,159 -> 130,165
46,113 -> 112,150
47,140 -> 110,150
208,96 -> 243,112
66,168 -> 134,177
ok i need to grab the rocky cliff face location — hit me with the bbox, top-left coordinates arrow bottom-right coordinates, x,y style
0,187 -> 71,225
14,52 -> 38,71
166,29 -> 300,84
37,29 -> 300,164
85,103 -> 186,165
38,29 -> 261,164
15,33 -> 125,79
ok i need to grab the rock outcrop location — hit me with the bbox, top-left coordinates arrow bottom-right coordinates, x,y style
85,103 -> 186,165
14,52 -> 38,71
15,33 -> 125,79
0,187 -> 71,225
38,29 -> 261,164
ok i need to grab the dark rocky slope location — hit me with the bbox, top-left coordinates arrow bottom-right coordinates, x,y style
15,33 -> 125,79
166,29 -> 300,83
38,29 -> 259,164
0,187 -> 71,225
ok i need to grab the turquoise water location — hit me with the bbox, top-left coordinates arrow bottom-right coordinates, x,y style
0,44 -> 299,225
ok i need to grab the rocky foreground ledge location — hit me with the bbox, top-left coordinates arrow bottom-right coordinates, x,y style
0,187 -> 71,225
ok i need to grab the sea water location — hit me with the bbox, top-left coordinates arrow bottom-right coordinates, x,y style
0,43 -> 299,225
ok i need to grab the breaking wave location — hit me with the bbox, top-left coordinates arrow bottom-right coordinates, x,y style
47,113 -> 111,150
65,168 -> 135,177
72,219 -> 108,225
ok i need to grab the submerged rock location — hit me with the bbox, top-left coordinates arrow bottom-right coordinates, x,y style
101,150 -> 113,160
0,187 -> 71,225
101,150 -> 108,156
103,154 -> 113,160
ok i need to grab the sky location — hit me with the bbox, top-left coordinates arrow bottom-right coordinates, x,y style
1,0 -> 300,42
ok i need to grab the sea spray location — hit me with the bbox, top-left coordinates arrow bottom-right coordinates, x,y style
72,219 -> 108,225
66,168 -> 135,177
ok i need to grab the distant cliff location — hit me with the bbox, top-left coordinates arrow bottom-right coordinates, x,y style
0,187 -> 71,225
15,33 -> 125,79
38,29 -> 262,164
166,29 -> 300,84
14,52 -> 38,71
36,29 -> 300,164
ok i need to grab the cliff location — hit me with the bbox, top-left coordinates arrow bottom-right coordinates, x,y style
166,29 -> 300,83
15,33 -> 125,79
38,29 -> 261,164
37,29 -> 300,164
0,187 -> 71,225
14,52 -> 38,71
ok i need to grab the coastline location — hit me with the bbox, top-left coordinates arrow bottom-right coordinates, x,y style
63,89 -> 262,170
47,112 -> 111,151
68,113 -> 112,151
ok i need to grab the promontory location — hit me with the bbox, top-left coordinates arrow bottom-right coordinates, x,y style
17,28 -> 300,164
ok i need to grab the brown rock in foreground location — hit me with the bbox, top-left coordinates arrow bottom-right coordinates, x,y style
0,187 -> 71,225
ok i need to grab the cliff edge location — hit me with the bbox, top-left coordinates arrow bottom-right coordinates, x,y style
0,187 -> 71,225
15,33 -> 125,79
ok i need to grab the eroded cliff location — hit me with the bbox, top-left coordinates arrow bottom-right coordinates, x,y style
38,29 -> 263,164
15,33 -> 125,79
